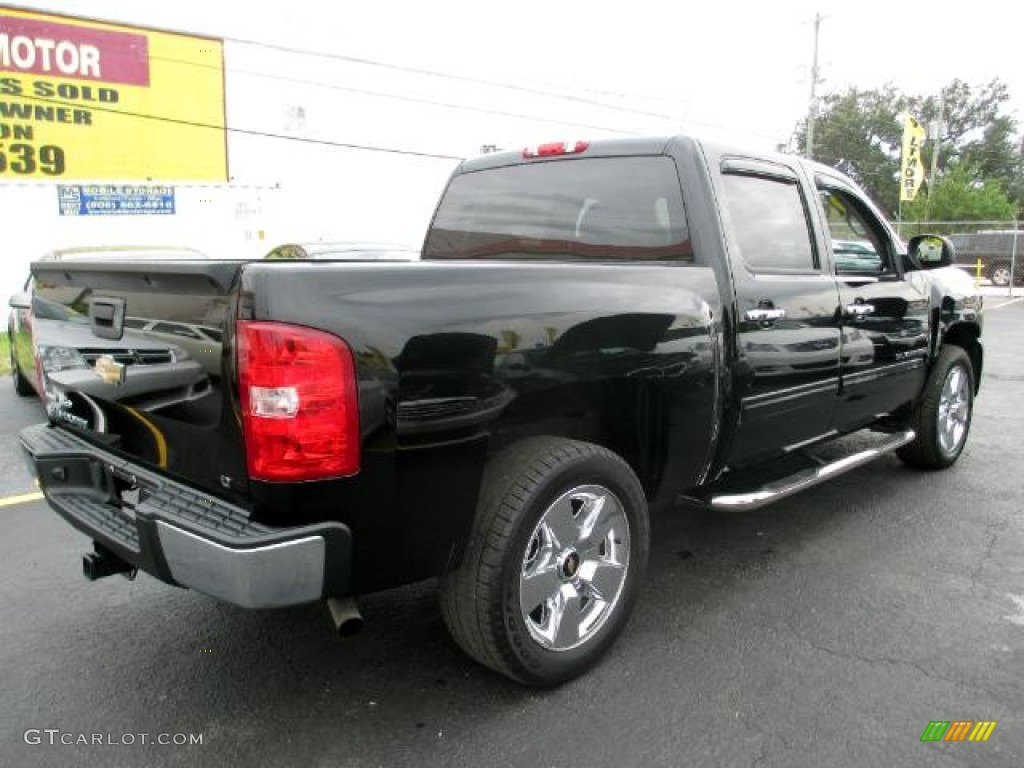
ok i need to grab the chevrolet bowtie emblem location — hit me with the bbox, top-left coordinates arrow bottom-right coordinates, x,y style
94,355 -> 126,385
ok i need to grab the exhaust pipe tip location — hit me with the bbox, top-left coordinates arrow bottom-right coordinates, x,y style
337,615 -> 365,638
326,596 -> 364,637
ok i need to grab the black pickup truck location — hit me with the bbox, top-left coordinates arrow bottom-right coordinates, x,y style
19,136 -> 983,685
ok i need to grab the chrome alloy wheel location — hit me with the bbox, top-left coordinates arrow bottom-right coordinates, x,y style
519,484 -> 631,652
991,266 -> 1011,287
937,364 -> 970,456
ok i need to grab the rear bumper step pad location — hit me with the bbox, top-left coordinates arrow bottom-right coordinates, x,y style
20,423 -> 352,608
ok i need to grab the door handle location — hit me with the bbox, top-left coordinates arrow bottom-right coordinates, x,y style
745,308 -> 786,322
845,303 -> 875,317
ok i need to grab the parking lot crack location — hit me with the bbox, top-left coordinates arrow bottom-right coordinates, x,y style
785,621 -> 1014,700
784,621 -> 951,686
968,516 -> 1009,596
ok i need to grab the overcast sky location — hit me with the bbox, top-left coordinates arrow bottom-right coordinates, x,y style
7,0 -> 1022,153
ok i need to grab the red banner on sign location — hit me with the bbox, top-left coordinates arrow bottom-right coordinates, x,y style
0,14 -> 150,86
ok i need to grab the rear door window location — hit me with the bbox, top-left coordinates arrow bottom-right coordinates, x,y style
719,173 -> 817,273
425,156 -> 692,261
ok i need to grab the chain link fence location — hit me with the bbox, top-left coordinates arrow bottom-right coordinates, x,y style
896,220 -> 1022,296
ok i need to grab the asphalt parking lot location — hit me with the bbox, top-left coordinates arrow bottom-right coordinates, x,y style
1,297 -> 1022,768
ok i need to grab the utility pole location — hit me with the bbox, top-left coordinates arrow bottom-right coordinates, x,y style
926,91 -> 944,220
805,13 -> 825,159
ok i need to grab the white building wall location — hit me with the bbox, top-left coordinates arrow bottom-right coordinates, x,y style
0,182 -> 282,297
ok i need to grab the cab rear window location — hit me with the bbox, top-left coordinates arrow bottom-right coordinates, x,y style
425,156 -> 692,262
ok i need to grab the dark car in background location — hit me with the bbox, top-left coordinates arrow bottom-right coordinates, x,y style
947,230 -> 1024,286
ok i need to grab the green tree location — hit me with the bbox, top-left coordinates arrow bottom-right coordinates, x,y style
795,79 -> 1023,218
799,85 -> 906,213
901,163 -> 1017,223
911,80 -> 1023,204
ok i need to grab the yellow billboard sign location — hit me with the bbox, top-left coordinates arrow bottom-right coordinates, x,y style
0,6 -> 226,180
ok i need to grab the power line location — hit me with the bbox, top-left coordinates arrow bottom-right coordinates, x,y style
144,50 -> 780,143
3,92 -> 466,161
142,53 -> 644,137
1,6 -> 784,143
3,2 -> 693,119
210,35 -> 783,142
223,35 -> 685,123
1,5 -> 787,142
676,116 -> 787,143
571,84 -> 691,108
215,37 -> 791,141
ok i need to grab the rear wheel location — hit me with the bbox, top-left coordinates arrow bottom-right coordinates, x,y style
898,345 -> 974,469
439,437 -> 649,686
989,262 -> 1012,287
11,348 -> 33,397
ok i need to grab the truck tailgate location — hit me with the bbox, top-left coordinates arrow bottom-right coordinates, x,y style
28,260 -> 250,503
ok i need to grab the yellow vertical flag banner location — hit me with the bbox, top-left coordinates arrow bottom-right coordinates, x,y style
900,115 -> 926,202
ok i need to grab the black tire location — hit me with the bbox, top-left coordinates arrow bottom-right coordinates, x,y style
988,262 -> 1012,287
11,351 -> 34,397
439,436 -> 649,686
897,345 -> 974,469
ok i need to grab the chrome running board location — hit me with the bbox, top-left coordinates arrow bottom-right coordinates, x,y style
704,429 -> 916,511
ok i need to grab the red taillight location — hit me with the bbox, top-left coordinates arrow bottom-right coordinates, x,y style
237,321 -> 359,482
522,140 -> 589,158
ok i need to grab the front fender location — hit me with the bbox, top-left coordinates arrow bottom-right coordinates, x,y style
925,266 -> 983,393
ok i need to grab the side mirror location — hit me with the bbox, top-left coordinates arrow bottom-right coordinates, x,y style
9,291 -> 30,310
908,234 -> 954,269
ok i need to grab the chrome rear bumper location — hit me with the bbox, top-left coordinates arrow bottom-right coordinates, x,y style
20,423 -> 352,609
